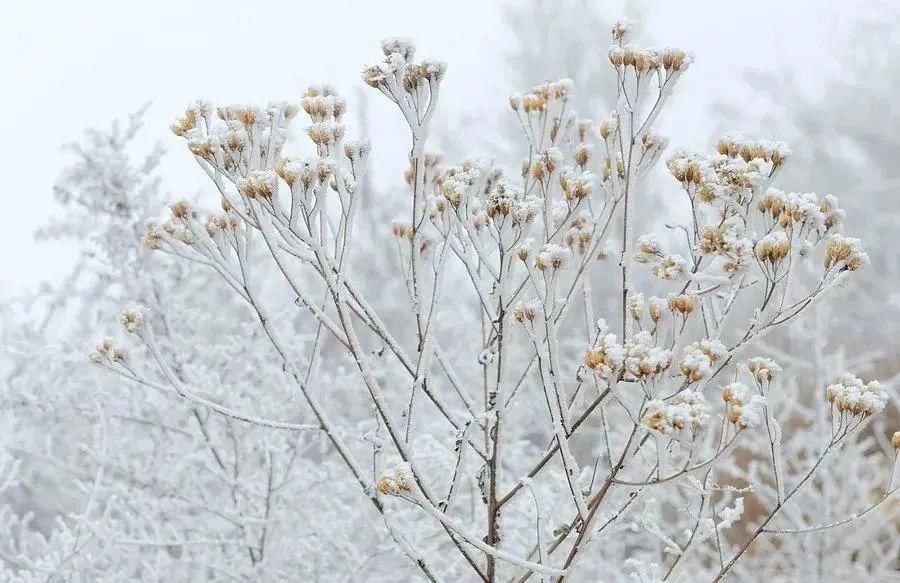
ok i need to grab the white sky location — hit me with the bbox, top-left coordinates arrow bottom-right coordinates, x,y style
0,0 -> 861,298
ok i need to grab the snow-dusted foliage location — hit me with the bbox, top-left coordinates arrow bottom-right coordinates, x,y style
2,22 -> 898,582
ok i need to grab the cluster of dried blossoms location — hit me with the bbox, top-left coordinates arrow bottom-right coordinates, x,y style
89,23 -> 894,583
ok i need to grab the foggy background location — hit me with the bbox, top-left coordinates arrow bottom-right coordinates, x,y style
0,0 -> 879,297
2,1 -> 899,580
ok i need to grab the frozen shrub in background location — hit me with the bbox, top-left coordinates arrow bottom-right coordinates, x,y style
1,113 -> 381,581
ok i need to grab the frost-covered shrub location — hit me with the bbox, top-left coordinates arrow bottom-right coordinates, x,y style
3,22 -> 897,583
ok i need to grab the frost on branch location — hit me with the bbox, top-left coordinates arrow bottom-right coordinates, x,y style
2,19 -> 897,583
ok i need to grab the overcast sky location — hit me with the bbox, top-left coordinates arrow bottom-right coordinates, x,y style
0,0 -> 861,298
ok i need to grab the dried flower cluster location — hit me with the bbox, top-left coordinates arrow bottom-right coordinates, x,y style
104,23 -> 892,582
3,17 -> 895,583
826,374 -> 889,418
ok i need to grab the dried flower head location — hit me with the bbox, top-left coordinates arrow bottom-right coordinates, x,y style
391,220 -> 414,241
666,151 -> 709,186
559,169 -> 595,201
584,333 -> 626,379
375,462 -> 415,496
824,234 -> 868,272
187,135 -> 220,160
819,194 -> 845,231
825,374 -> 888,417
628,292 -> 645,321
141,224 -> 162,250
642,399 -> 684,436
514,298 -> 541,323
633,234 -> 662,263
169,201 -> 192,220
307,121 -> 345,147
755,231 -> 791,264
679,339 -> 726,382
746,357 -> 782,384
516,238 -> 534,262
667,293 -> 697,316
716,135 -> 790,169
301,88 -> 346,122
169,103 -> 204,137
120,307 -> 146,334
647,296 -> 666,323
530,148 -> 564,181
563,216 -> 593,254
673,390 -> 710,428
343,139 -> 372,165
611,19 -> 632,41
661,48 -> 693,72
651,254 -> 687,280
89,337 -> 127,365
598,112 -> 619,140
721,382 -> 767,429
623,331 -> 672,380
642,392 -> 707,436
237,170 -> 278,199
534,244 -> 570,271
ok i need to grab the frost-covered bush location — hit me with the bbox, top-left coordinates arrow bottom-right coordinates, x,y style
3,22 -> 897,582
